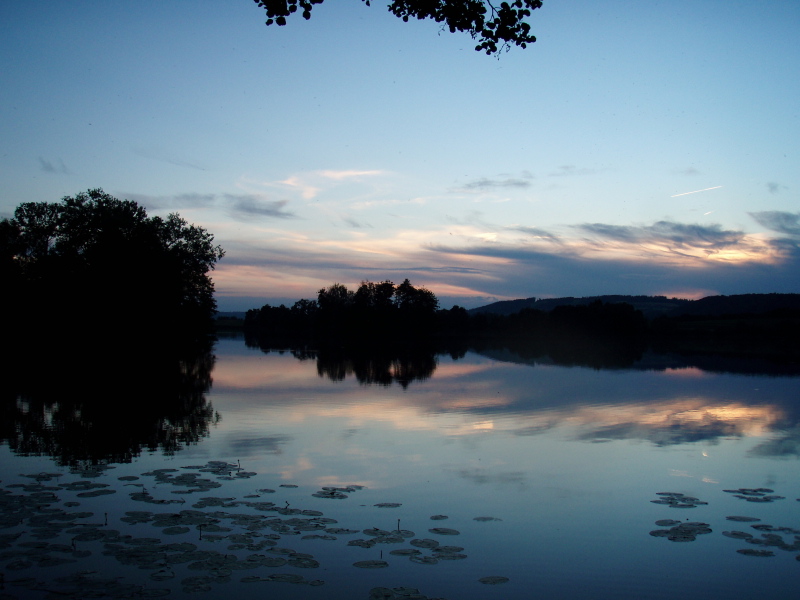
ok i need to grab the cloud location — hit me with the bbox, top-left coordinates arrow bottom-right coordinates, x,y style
506,225 -> 561,241
577,221 -> 747,256
224,194 -> 296,220
766,181 -> 788,195
341,216 -> 371,228
675,166 -> 700,176
120,192 -> 216,210
318,169 -> 384,180
212,213 -> 800,312
120,191 -> 295,220
749,211 -> 800,238
39,157 -> 70,174
460,177 -> 533,191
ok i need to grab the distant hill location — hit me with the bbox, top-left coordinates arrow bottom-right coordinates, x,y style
469,293 -> 800,319
469,295 -> 691,319
668,293 -> 800,317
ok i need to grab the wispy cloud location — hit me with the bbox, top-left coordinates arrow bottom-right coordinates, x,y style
577,220 -> 745,254
212,214 -> 800,311
766,181 -> 788,195
121,192 -> 216,210
749,211 -> 800,238
674,166 -> 701,176
460,177 -> 533,191
225,194 -> 296,220
120,191 -> 295,220
39,157 -> 70,174
456,171 -> 534,192
318,169 -> 384,180
506,225 -> 561,241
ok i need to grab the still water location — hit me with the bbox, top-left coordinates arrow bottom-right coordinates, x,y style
1,337 -> 798,599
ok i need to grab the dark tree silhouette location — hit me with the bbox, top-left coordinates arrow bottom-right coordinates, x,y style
1,189 -> 224,344
253,0 -> 543,55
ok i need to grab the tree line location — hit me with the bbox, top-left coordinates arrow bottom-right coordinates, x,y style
244,282 -> 650,348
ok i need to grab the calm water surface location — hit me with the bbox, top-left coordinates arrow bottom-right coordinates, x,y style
1,337 -> 798,599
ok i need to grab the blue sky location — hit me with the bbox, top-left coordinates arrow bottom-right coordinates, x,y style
1,0 -> 798,310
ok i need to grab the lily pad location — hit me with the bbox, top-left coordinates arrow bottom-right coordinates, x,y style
479,576 -> 509,584
429,527 -> 460,535
353,560 -> 389,568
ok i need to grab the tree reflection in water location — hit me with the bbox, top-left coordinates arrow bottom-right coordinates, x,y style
291,345 -> 443,388
0,339 -> 219,467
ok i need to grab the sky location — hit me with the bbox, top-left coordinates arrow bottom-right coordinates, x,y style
1,0 -> 799,311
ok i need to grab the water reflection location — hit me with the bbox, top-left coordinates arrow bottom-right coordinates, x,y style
1,338 -> 799,600
0,342 -> 219,467
231,340 -> 800,454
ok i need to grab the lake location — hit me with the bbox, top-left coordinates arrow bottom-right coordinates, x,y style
1,336 -> 798,599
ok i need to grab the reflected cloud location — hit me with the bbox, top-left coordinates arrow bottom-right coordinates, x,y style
453,467 -> 527,487
748,425 -> 800,458
227,434 -> 292,455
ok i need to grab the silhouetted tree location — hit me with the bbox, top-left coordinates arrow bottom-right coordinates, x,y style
253,0 -> 543,55
1,189 -> 224,344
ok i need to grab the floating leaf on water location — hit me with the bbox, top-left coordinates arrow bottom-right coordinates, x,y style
410,538 -> 439,549
434,552 -> 467,560
348,539 -> 377,548
396,529 -> 415,538
257,489 -> 276,494
649,529 -> 671,538
390,548 -> 421,556
722,531 -> 754,539
162,526 -> 190,535
409,555 -> 438,565
354,560 -> 389,569
150,569 -> 175,581
312,490 -> 348,499
726,516 -> 761,522
327,528 -> 359,535
288,557 -> 320,568
118,476 -> 139,481
369,587 -> 396,600
266,573 -> 305,583
279,484 -> 298,488
473,516 -> 502,522
737,548 -> 775,557
429,528 -> 459,536
479,576 -> 509,584
76,489 -> 116,498
655,520 -> 682,527
374,503 -> 402,508
363,528 -> 391,537
429,515 -> 448,520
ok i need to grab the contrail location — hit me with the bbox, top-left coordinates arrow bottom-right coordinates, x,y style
671,186 -> 722,198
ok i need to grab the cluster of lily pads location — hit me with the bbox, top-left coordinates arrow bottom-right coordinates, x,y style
649,491 -> 708,509
648,488 -> 800,562
0,462 -> 510,598
722,488 -> 785,503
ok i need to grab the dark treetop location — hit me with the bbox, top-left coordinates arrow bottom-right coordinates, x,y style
253,0 -> 543,55
1,188 -> 225,346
